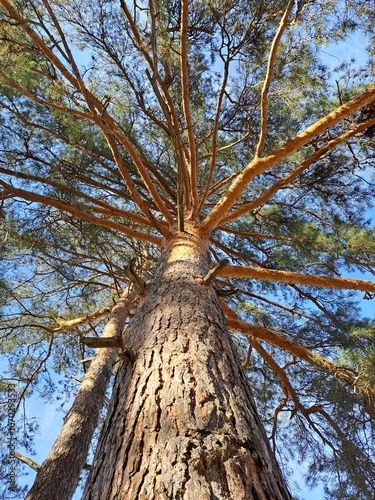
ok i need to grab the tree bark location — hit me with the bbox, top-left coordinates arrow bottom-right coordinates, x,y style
83,231 -> 292,499
26,290 -> 135,500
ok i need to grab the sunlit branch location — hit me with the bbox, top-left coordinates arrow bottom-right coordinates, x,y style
201,82 -> 375,233
14,452 -> 40,472
222,115 -> 375,223
104,121 -> 175,229
41,0 -> 84,86
0,0 -> 79,88
144,70 -> 190,208
222,302 -> 374,415
0,179 -> 162,245
219,264 -> 375,293
197,58 -> 230,216
53,306 -> 114,332
255,0 -> 294,158
206,172 -> 239,199
180,0 -> 198,212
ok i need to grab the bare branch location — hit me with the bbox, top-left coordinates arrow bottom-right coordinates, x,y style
14,452 -> 40,472
53,306 -> 113,332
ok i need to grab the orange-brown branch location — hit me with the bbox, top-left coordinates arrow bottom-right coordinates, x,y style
201,82 -> 375,233
222,116 -> 375,223
249,338 -> 340,451
1,1 -> 174,228
222,302 -> 374,414
0,180 -> 161,245
255,0 -> 294,157
53,306 -> 113,332
180,0 -> 198,211
219,265 -> 375,293
0,166 -> 153,229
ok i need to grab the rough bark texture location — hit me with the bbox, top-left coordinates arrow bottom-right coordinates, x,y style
26,291 -> 135,500
83,232 -> 292,499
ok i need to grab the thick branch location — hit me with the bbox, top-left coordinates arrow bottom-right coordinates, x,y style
0,0 -> 78,88
219,265 -> 375,293
222,302 -> 374,415
222,115 -> 375,222
120,0 -> 191,204
201,82 -> 375,233
180,0 -> 198,211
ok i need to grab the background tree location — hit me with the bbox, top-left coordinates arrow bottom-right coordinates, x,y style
0,0 -> 374,498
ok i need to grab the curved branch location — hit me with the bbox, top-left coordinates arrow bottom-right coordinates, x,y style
250,337 -> 340,452
0,1 -> 174,228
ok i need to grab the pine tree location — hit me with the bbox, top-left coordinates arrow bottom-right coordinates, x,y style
0,1 -> 374,498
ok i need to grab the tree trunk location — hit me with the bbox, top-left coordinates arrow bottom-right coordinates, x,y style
26,290 -> 135,500
83,231 -> 292,499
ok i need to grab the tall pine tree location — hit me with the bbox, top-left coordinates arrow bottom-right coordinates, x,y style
0,1 -> 374,498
